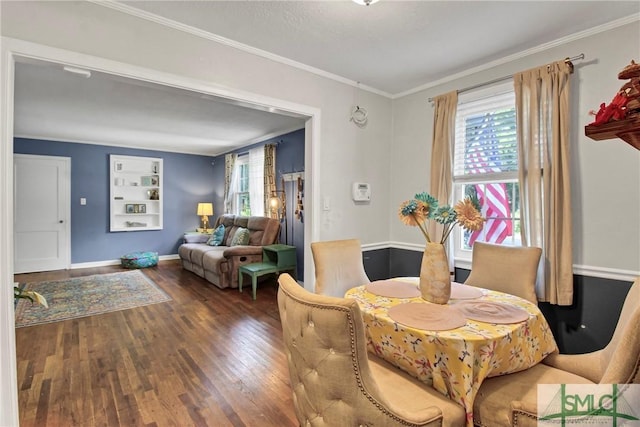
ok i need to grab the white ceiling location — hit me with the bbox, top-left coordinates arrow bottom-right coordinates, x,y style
14,60 -> 306,156
13,1 -> 640,155
120,0 -> 640,96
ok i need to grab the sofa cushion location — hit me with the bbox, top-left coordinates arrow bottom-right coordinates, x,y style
231,227 -> 250,246
206,224 -> 225,246
201,248 -> 228,274
246,216 -> 281,246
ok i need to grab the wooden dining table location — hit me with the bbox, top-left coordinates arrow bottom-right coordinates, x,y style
345,277 -> 558,427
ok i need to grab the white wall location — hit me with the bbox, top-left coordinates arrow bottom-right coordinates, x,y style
391,21 -> 640,277
0,2 -> 393,424
0,0 -> 393,246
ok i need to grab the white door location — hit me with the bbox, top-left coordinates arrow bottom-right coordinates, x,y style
14,154 -> 70,273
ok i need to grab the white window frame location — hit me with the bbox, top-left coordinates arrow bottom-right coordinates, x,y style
452,82 -> 521,269
233,154 -> 251,216
230,149 -> 266,217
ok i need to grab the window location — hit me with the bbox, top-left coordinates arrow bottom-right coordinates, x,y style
452,83 -> 521,261
235,155 -> 251,216
229,147 -> 265,217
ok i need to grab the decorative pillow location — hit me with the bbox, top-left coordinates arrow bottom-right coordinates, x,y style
206,224 -> 225,246
230,227 -> 250,246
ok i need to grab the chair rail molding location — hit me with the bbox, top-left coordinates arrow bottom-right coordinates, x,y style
366,242 -> 639,282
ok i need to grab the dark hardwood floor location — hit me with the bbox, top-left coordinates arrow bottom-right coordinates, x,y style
14,260 -> 298,427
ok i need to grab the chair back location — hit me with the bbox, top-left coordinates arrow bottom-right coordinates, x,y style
600,278 -> 640,384
277,273 -> 422,426
311,239 -> 370,297
465,242 -> 542,303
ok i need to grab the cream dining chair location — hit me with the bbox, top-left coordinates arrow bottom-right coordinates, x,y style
472,277 -> 640,427
464,242 -> 542,304
276,273 -> 466,427
311,238 -> 370,297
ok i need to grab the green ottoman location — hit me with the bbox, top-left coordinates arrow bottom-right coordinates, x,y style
120,251 -> 158,269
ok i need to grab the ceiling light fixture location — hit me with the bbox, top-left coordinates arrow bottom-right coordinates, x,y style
63,66 -> 92,78
352,0 -> 379,5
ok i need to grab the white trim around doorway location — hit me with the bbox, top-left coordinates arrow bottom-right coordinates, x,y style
0,36 -> 322,426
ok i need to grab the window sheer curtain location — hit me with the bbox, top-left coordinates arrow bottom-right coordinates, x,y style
248,147 -> 265,217
264,144 -> 276,218
224,153 -> 237,214
429,91 -> 458,267
514,60 -> 573,305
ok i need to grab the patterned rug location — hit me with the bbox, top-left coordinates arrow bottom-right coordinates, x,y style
15,270 -> 171,328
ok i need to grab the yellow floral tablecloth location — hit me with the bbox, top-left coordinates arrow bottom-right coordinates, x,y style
345,278 -> 558,427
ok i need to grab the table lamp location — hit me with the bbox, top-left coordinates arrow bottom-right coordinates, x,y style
197,202 -> 213,230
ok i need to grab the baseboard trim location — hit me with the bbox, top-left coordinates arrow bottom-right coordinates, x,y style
70,254 -> 180,270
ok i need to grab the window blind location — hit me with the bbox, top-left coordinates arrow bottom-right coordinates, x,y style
454,90 -> 517,178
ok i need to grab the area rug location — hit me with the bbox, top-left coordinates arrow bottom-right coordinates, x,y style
15,270 -> 171,328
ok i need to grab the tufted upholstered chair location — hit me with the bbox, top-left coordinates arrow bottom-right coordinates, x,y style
277,273 -> 466,427
464,242 -> 542,304
472,277 -> 640,427
311,239 -> 370,297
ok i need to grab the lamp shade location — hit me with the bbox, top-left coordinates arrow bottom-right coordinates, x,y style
197,203 -> 213,216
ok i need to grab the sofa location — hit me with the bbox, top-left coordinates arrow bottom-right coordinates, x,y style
178,214 -> 281,289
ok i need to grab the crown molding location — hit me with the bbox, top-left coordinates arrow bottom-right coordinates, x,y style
394,13 -> 640,99
89,0 -> 393,98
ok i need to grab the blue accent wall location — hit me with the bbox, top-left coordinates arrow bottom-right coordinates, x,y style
211,128 -> 305,278
14,138 -> 216,263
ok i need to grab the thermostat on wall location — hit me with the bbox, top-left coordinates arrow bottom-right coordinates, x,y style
352,182 -> 371,202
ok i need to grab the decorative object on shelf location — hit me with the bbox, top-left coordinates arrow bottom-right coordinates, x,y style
585,59 -> 640,150
147,189 -> 159,200
125,221 -> 147,227
197,202 -> 213,231
398,192 -> 484,304
126,204 -> 135,214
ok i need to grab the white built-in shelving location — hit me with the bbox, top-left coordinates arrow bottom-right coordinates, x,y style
110,154 -> 163,232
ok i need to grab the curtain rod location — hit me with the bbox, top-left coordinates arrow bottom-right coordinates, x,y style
427,53 -> 585,103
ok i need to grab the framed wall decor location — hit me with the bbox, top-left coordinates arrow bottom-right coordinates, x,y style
125,204 -> 135,214
138,204 -> 146,213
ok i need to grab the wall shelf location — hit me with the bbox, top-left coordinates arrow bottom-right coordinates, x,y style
110,154 -> 163,231
585,115 -> 640,150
